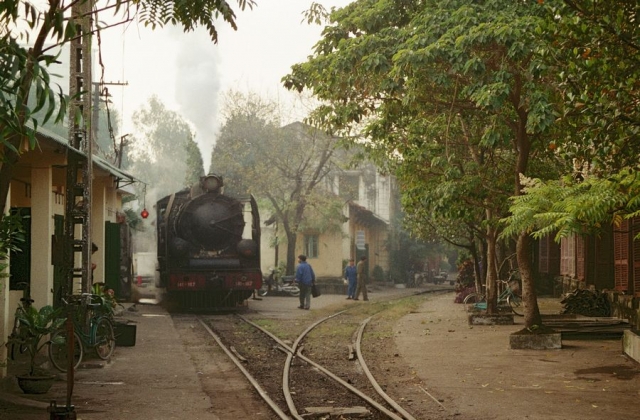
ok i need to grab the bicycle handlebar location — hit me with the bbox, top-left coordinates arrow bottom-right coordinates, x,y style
62,293 -> 102,305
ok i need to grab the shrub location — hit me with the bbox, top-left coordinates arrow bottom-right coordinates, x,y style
371,265 -> 385,282
455,259 -> 475,289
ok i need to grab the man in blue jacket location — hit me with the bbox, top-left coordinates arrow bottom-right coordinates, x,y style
344,258 -> 357,299
295,254 -> 315,310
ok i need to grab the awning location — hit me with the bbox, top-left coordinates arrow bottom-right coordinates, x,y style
33,124 -> 141,188
349,202 -> 389,227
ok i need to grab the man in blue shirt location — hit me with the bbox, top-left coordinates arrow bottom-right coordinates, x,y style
295,254 -> 315,310
344,258 -> 357,299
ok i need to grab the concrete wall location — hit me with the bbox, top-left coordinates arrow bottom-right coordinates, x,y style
307,230 -> 343,278
1,142 -> 132,379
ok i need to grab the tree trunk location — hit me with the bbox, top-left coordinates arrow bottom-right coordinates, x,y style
517,231 -> 542,328
285,230 -> 297,275
485,223 -> 498,314
470,243 -> 482,295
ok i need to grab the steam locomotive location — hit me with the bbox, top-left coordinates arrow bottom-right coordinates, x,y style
156,174 -> 262,310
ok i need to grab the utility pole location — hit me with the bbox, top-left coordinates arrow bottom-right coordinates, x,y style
64,0 -> 94,297
91,81 -> 128,148
56,1 -> 95,417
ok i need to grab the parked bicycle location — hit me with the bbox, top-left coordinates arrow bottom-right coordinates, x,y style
6,282 -> 34,361
463,270 -> 523,316
258,275 -> 300,297
48,293 -> 116,372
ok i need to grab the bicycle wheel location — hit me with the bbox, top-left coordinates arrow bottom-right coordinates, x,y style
8,326 -> 26,361
48,329 -> 83,372
94,317 -> 116,360
463,293 -> 486,312
507,294 -> 524,316
8,338 -> 30,361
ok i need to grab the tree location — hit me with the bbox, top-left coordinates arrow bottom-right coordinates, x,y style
0,0 -> 255,218
124,96 -> 204,202
209,90 -> 280,196
543,0 -> 639,172
184,135 -> 205,187
211,91 -> 345,274
503,170 -> 640,243
499,1 -> 639,260
285,1 -> 563,326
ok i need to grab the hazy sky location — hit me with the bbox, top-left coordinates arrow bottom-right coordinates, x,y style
97,0 -> 353,170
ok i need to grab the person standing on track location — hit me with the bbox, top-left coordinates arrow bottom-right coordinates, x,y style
354,256 -> 369,301
344,258 -> 357,299
295,254 -> 315,310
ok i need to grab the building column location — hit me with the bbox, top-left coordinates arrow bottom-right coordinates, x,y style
91,177 -> 107,285
31,167 -> 54,307
0,184 -> 11,377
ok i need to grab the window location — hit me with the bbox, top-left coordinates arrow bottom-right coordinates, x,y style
9,208 -> 31,291
305,235 -> 319,258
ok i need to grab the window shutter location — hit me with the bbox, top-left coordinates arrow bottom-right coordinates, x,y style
593,226 -> 614,289
576,235 -> 585,281
613,219 -> 629,292
539,235 -> 549,273
633,217 -> 640,297
561,235 -> 576,277
560,236 -> 569,276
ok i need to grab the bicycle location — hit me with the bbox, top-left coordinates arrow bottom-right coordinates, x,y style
463,271 -> 523,316
48,293 -> 116,372
6,282 -> 34,361
258,275 -> 300,297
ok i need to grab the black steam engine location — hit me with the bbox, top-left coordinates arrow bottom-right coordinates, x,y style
156,174 -> 262,310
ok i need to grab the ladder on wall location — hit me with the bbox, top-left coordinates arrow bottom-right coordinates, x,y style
53,3 -> 96,415
62,2 -> 94,299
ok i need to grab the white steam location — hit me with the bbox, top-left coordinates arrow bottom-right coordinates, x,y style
174,30 -> 221,172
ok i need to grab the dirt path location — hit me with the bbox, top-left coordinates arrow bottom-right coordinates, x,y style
394,292 -> 640,420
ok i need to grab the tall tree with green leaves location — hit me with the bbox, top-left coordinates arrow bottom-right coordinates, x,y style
125,96 -> 204,202
500,1 -> 639,239
543,0 -> 639,172
0,0 -> 255,219
211,91 -> 345,275
285,0 -> 563,326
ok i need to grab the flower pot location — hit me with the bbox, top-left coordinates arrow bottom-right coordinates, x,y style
114,321 -> 137,347
16,374 -> 56,394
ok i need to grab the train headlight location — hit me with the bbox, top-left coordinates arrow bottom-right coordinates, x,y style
201,174 -> 222,192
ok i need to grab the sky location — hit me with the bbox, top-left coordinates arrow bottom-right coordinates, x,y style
96,0 -> 354,170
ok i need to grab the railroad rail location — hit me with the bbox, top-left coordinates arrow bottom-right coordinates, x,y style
192,308 -> 447,418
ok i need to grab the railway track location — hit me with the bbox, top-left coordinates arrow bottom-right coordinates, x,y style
185,290 -> 451,419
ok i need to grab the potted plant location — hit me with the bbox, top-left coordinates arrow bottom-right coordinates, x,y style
7,304 -> 64,394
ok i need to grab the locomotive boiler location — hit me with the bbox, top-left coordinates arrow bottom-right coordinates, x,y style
156,174 -> 261,310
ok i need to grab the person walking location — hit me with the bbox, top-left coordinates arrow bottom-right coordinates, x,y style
344,258 -> 357,299
295,254 -> 315,310
354,256 -> 369,301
